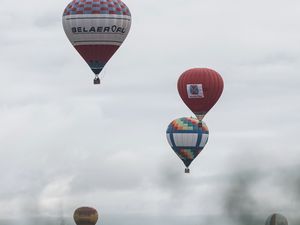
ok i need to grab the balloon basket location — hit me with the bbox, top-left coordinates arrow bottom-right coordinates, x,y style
185,168 -> 190,173
94,77 -> 101,85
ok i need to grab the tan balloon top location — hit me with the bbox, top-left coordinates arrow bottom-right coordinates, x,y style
73,207 -> 98,225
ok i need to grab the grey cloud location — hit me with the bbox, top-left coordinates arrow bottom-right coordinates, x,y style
220,162 -> 300,225
223,172 -> 264,225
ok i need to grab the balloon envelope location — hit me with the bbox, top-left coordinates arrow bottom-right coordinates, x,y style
265,214 -> 288,225
73,207 -> 98,225
166,117 -> 209,169
177,68 -> 224,120
62,0 -> 131,77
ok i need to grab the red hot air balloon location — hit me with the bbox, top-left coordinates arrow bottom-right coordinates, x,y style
177,68 -> 224,120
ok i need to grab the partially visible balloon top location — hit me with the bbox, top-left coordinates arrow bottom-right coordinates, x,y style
73,207 -> 98,225
265,213 -> 288,225
167,117 -> 209,133
63,0 -> 131,16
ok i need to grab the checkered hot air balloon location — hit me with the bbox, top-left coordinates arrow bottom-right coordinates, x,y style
62,0 -> 131,84
166,117 -> 209,173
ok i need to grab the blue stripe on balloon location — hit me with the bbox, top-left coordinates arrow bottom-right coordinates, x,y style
166,130 -> 202,134
196,133 -> 202,148
170,133 -> 176,148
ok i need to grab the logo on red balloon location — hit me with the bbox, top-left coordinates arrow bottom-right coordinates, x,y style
187,84 -> 204,98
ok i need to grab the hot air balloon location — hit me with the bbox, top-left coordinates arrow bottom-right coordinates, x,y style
166,117 -> 209,173
62,0 -> 131,85
73,207 -> 98,225
265,213 -> 288,225
177,68 -> 224,120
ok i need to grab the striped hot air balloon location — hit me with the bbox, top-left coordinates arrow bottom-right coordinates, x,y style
62,0 -> 131,84
177,68 -> 224,120
166,117 -> 209,173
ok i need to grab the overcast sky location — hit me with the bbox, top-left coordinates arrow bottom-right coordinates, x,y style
1,0 -> 300,225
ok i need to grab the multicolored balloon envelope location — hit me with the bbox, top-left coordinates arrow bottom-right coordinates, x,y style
73,207 -> 98,225
166,117 -> 209,173
177,68 -> 224,120
62,0 -> 131,83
